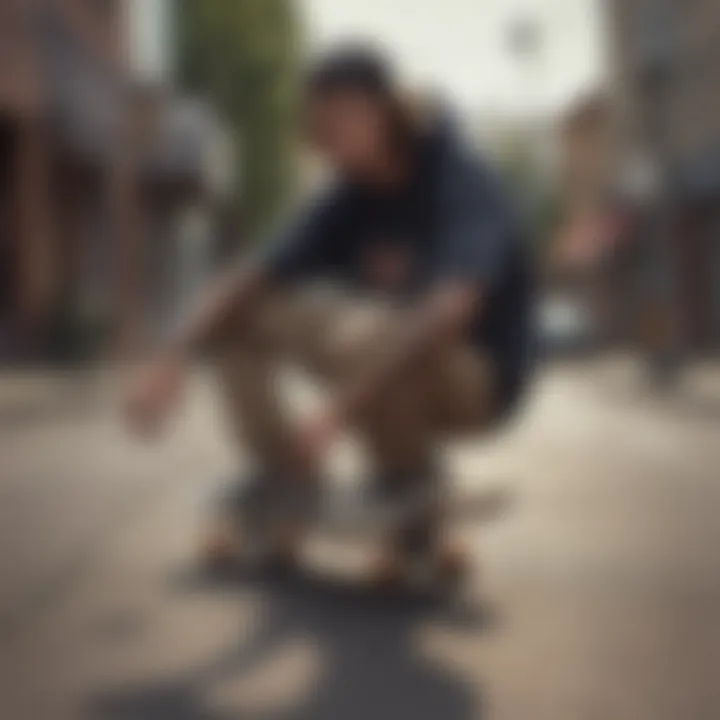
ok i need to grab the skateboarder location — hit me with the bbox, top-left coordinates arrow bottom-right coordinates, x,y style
125,45 -> 535,581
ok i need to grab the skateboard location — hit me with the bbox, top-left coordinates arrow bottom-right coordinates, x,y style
201,480 -> 512,593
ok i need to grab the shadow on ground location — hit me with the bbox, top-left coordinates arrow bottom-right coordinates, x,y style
87,564 -> 492,720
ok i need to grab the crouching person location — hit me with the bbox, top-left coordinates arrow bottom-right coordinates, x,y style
125,45 -> 535,582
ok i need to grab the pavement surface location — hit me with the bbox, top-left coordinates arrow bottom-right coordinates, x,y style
1,360 -> 720,720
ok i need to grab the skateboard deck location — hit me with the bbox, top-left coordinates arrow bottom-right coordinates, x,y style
305,483 -> 513,540
203,485 -> 513,594
203,482 -> 513,573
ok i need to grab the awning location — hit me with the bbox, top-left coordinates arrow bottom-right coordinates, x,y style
145,98 -> 234,197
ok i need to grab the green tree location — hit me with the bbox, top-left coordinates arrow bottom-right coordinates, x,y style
496,130 -> 562,257
176,0 -> 302,245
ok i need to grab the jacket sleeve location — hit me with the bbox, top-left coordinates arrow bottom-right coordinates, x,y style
259,186 -> 351,282
434,153 -> 518,288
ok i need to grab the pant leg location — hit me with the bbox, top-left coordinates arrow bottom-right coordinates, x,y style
212,287 -> 341,474
212,289 -> 424,477
314,299 -> 496,557
425,343 -> 498,435
213,284 -> 497,478
316,299 -> 498,475
214,328 -> 294,475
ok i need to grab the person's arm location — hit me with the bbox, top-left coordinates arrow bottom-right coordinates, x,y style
125,187 -> 349,438
124,260 -> 267,438
162,259 -> 267,360
164,183 -> 353,360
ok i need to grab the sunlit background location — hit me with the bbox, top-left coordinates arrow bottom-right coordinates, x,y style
2,0 -> 717,366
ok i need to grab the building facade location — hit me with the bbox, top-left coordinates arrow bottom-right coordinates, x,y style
0,0 -> 221,361
607,0 -> 720,351
556,93 -> 610,268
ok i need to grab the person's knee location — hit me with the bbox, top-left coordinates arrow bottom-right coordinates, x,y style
212,289 -> 292,359
320,304 -> 395,379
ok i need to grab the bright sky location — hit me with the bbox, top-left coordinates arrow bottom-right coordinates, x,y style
301,0 -> 605,118
126,0 -> 172,82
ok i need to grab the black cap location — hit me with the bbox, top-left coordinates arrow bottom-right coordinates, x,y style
305,43 -> 395,99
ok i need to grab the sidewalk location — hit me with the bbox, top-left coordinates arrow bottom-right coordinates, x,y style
0,366 -> 106,431
1,361 -> 719,719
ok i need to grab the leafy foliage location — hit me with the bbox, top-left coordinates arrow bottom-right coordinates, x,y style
176,0 -> 302,244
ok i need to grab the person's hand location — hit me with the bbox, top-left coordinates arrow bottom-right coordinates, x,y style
124,353 -> 187,440
292,407 -> 344,475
